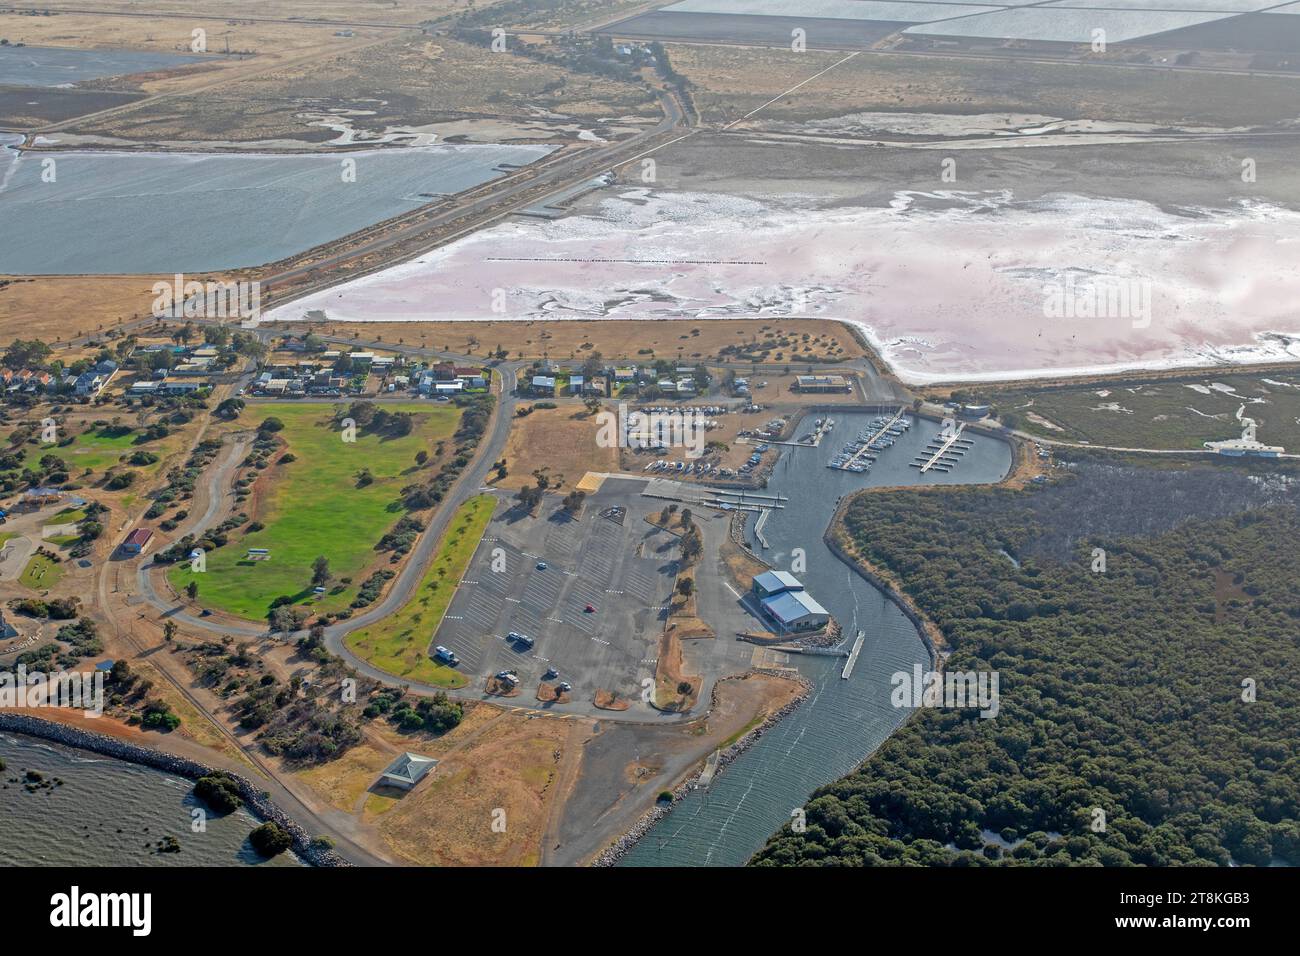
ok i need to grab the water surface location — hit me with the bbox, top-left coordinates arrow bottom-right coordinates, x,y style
0,45 -> 201,88
0,143 -> 555,274
0,732 -> 303,867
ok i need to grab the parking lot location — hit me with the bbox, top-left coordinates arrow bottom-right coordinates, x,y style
433,479 -> 685,715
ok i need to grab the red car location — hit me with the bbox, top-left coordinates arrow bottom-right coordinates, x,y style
584,603 -> 596,613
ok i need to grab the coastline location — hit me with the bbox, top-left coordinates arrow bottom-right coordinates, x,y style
592,669 -> 812,867
0,712 -> 350,868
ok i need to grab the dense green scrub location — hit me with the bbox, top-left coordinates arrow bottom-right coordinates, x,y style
754,462 -> 1300,866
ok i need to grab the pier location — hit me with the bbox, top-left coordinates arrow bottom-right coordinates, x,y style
828,407 -> 908,472
911,424 -> 974,474
842,630 -> 866,679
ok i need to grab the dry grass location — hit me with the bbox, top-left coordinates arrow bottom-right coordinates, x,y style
285,318 -> 866,365
0,276 -> 170,343
373,712 -> 575,867
495,404 -> 618,490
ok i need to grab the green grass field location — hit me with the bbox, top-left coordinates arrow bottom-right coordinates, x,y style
58,427 -> 138,472
170,403 -> 461,620
991,371 -> 1300,451
346,494 -> 496,688
20,553 -> 63,591
54,427 -> 173,477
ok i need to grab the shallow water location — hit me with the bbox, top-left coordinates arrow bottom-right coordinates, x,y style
0,143 -> 555,274
0,45 -> 200,88
0,733 -> 303,867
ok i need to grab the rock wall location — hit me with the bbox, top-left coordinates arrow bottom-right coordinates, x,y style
0,712 -> 351,867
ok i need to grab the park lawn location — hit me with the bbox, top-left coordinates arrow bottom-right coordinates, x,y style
171,403 -> 460,620
58,426 -> 176,477
346,494 -> 495,688
0,532 -> 18,547
51,507 -> 88,524
58,427 -> 138,472
20,553 -> 64,590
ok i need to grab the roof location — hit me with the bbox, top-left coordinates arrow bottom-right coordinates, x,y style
380,752 -> 438,786
24,487 -> 64,499
761,589 -> 828,624
532,375 -> 556,387
753,570 -> 803,594
125,528 -> 152,546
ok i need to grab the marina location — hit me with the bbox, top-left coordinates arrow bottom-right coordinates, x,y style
911,422 -> 976,474
827,408 -> 911,473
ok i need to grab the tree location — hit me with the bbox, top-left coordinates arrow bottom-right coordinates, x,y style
312,555 -> 331,588
415,449 -> 429,467
162,619 -> 178,643
185,580 -> 199,601
677,577 -> 694,597
562,489 -> 586,515
680,507 -> 693,528
215,397 -> 245,420
258,416 -> 284,435
249,822 -> 292,857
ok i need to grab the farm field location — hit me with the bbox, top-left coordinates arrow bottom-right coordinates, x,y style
170,402 -> 461,620
344,494 -> 496,687
989,370 -> 1300,450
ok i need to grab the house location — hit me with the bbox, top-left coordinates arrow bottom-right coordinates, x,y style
587,375 -> 608,396
752,570 -> 830,632
434,381 -> 463,395
121,528 -> 153,555
128,381 -> 160,396
568,374 -> 584,395
794,374 -> 852,393
157,381 -> 207,396
429,362 -> 458,381
531,375 -> 556,396
74,372 -> 107,397
675,377 -> 697,394
614,368 -> 637,382
378,752 -> 438,790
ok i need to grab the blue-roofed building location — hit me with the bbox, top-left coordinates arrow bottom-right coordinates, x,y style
752,569 -> 804,599
751,570 -> 830,632
760,589 -> 830,633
